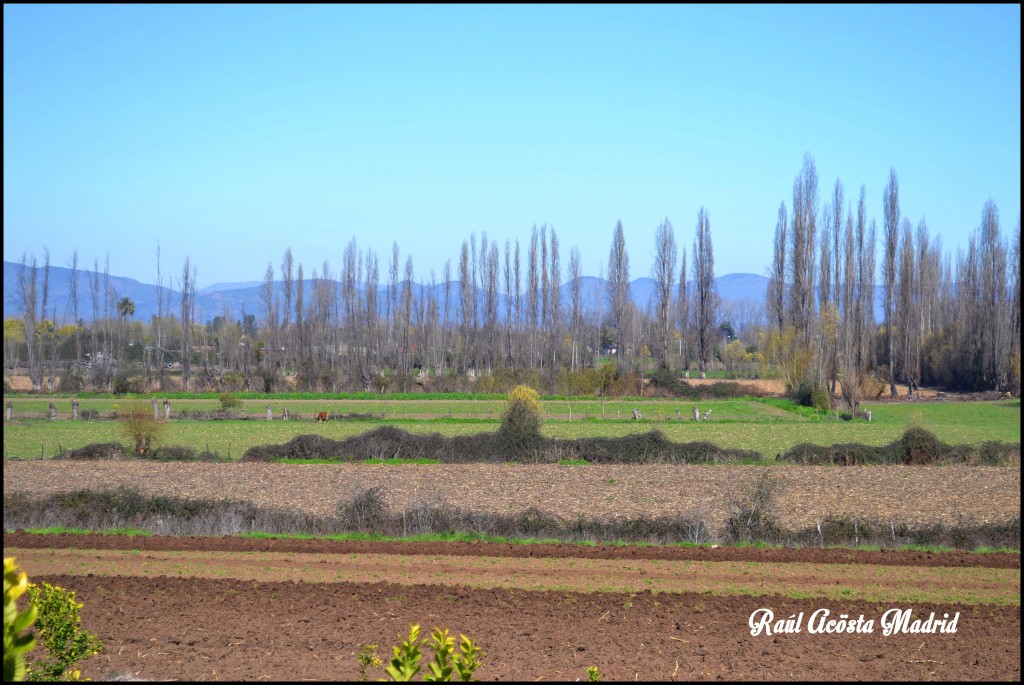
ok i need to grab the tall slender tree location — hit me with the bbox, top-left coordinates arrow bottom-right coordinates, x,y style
882,166 -> 901,397
694,208 -> 716,376
652,218 -> 677,369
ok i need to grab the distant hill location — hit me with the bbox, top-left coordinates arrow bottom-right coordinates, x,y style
3,260 -> 885,327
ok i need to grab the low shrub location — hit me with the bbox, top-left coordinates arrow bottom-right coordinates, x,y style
25,581 -> 103,681
61,443 -> 127,461
778,428 -> 1020,466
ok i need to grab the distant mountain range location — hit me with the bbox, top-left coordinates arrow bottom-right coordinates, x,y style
3,260 -> 885,327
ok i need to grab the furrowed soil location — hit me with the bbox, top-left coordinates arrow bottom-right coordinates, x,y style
4,462 -> 1020,680
4,534 -> 1020,681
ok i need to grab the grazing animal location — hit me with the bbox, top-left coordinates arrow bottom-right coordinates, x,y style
315,411 -> 329,422
691,407 -> 701,421
632,408 -> 642,420
702,408 -> 712,421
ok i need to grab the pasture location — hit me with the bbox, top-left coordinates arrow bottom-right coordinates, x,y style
2,395 -> 1019,460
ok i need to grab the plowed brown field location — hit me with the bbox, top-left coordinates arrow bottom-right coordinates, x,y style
4,459 -> 1022,680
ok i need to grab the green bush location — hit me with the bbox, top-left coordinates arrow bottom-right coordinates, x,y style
25,581 -> 103,681
372,624 -> 482,682
218,392 -> 242,412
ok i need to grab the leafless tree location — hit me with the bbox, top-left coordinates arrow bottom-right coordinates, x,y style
67,250 -> 82,373
548,228 -> 562,372
882,166 -> 900,397
694,207 -> 716,375
978,200 -> 1008,389
652,218 -> 678,369
606,220 -> 631,367
16,253 -> 39,390
179,257 -> 197,392
767,202 -> 787,331
568,245 -> 583,369
895,218 -> 917,392
676,246 -> 689,370
788,154 -> 818,347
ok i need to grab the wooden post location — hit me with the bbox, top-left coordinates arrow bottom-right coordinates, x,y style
152,397 -> 159,420
163,399 -> 171,420
72,399 -> 79,420
267,404 -> 273,421
48,402 -> 57,421
6,400 -> 11,421
283,407 -> 290,421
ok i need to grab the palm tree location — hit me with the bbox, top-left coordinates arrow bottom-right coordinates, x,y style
116,296 -> 136,372
117,296 -> 135,321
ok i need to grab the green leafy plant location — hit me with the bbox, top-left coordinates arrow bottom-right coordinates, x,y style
24,581 -> 103,681
587,665 -> 601,681
4,557 -> 38,682
385,624 -> 423,681
357,643 -> 382,681
379,624 -> 483,682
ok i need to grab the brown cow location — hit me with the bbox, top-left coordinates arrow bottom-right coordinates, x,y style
315,411 -> 329,422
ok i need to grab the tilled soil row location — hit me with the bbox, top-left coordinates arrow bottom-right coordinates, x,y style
31,574 -> 1021,682
4,532 -> 1019,569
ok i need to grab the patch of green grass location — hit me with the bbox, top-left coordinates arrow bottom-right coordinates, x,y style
3,397 -> 1018,459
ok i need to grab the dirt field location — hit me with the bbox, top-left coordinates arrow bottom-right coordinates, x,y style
5,533 -> 1019,681
5,461 -> 1019,532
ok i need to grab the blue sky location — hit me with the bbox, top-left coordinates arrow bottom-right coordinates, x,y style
4,4 -> 1020,290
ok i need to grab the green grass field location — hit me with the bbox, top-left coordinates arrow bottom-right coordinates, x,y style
3,395 -> 1019,460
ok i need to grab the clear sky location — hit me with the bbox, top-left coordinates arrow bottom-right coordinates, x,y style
4,4 -> 1020,290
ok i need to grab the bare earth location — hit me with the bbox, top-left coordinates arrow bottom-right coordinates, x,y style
4,461 -> 1019,532
3,534 -> 1019,681
4,458 -> 1022,681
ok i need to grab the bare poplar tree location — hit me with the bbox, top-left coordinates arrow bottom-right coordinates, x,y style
548,228 -> 561,371
179,257 -> 197,392
527,226 -> 540,368
788,154 -> 818,346
38,249 -> 52,390
401,256 -> 414,374
67,250 -> 82,374
768,202 -> 788,331
281,248 -> 294,371
978,200 -> 1008,389
442,259 -> 452,374
1010,223 -> 1021,393
652,218 -> 677,369
16,253 -> 39,390
676,246 -> 689,371
895,218 -> 916,392
503,239 -> 514,366
882,166 -> 901,397
694,208 -> 716,375
485,243 -> 500,372
459,240 -> 472,373
606,220 -> 631,368
568,246 -> 583,369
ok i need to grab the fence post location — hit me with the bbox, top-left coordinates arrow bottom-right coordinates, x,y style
72,399 -> 79,420
49,402 -> 57,421
267,404 -> 273,421
164,399 -> 171,420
